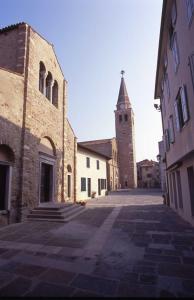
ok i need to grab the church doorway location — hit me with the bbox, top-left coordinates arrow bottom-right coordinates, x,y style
0,145 -> 14,211
0,165 -> 9,210
38,137 -> 56,204
40,162 -> 53,203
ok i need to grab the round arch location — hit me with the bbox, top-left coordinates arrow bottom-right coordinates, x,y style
67,164 -> 72,173
0,144 -> 15,163
38,136 -> 56,157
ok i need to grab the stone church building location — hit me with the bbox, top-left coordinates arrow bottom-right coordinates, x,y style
0,22 -> 76,225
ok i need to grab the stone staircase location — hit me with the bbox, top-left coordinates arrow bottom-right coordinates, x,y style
27,202 -> 86,222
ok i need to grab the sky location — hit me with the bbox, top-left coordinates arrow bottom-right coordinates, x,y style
1,0 -> 163,162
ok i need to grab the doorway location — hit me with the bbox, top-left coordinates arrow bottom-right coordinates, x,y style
0,164 -> 9,210
68,174 -> 71,198
98,179 -> 101,196
40,162 -> 53,203
88,178 -> 91,197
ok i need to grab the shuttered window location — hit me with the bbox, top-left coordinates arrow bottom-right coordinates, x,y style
180,86 -> 189,123
174,86 -> 190,131
189,53 -> 194,91
172,33 -> 180,73
168,115 -> 175,143
186,0 -> 194,23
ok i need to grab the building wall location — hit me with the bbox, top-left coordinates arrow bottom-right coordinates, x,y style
137,160 -> 160,188
77,147 -> 107,201
79,138 -> 119,191
155,0 -> 194,225
0,68 -> 24,224
64,119 -> 77,202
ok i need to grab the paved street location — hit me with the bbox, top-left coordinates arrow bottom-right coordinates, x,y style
0,189 -> 194,297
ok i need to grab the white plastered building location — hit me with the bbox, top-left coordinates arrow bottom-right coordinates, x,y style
77,144 -> 108,201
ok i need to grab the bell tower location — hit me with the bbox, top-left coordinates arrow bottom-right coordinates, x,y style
115,71 -> 137,189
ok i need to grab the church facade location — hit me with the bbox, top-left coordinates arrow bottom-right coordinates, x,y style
0,23 -> 76,225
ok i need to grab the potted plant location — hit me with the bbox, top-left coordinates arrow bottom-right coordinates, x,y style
91,191 -> 96,198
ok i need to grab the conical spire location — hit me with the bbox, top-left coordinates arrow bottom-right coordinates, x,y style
117,70 -> 131,107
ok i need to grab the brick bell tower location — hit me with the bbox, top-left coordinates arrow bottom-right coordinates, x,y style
115,71 -> 137,189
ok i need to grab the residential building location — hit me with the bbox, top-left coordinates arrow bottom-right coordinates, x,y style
158,140 -> 167,194
79,138 -> 119,191
137,159 -> 161,188
77,144 -> 108,200
155,0 -> 194,225
0,22 -> 76,225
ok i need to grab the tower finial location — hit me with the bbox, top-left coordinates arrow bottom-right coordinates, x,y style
121,70 -> 125,78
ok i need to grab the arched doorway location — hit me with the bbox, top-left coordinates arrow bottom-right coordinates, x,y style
67,165 -> 72,200
0,145 -> 14,211
38,137 -> 56,204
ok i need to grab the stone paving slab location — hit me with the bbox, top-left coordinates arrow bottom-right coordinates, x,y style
0,189 -> 193,297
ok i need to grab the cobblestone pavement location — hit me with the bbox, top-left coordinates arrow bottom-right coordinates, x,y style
0,189 -> 194,297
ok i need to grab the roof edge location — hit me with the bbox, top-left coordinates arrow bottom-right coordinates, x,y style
154,0 -> 167,99
77,143 -> 111,159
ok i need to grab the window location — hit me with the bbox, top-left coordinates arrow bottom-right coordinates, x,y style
39,62 -> 46,94
52,80 -> 58,108
86,157 -> 90,168
96,160 -> 100,170
169,173 -> 174,203
171,1 -> 177,27
171,33 -> 180,73
161,94 -> 166,116
164,129 -> 170,151
164,72 -> 170,99
174,85 -> 189,131
176,170 -> 183,209
187,166 -> 194,215
46,72 -> 53,101
189,53 -> 194,91
81,177 -> 86,192
124,114 -> 128,122
119,115 -> 122,123
168,115 -> 175,143
172,172 -> 178,209
164,52 -> 168,70
186,0 -> 194,24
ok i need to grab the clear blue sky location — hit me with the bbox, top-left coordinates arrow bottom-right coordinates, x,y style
1,0 -> 163,162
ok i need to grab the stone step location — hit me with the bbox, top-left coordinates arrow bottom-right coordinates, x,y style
30,205 -> 77,216
33,203 -> 73,211
27,204 -> 86,222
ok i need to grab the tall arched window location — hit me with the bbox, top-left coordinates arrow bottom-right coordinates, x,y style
39,62 -> 46,94
52,80 -> 58,107
46,72 -> 53,101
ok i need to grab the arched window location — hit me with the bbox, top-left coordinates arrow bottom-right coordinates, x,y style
52,80 -> 58,107
67,165 -> 72,198
46,72 -> 53,101
67,165 -> 72,173
39,62 -> 46,94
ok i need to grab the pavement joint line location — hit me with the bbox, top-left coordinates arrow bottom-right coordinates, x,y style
81,207 -> 122,259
